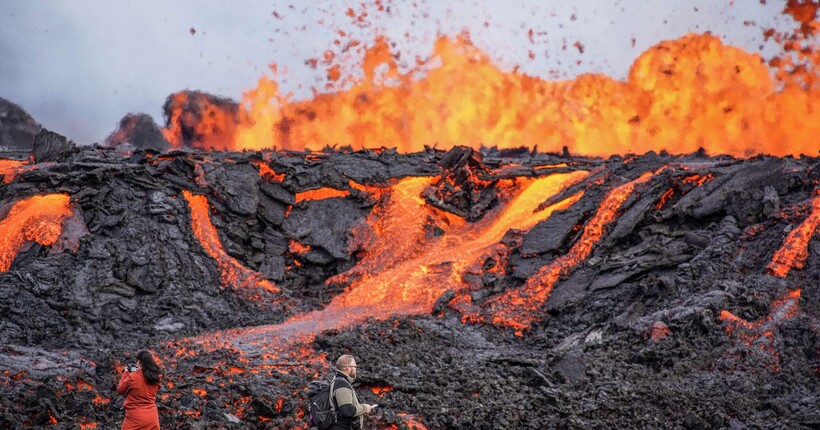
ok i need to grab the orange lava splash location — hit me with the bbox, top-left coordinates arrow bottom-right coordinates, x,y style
168,32 -> 819,157
767,192 -> 820,277
474,170 -> 659,335
719,289 -> 802,371
0,194 -> 73,272
181,190 -> 279,294
0,159 -> 28,184
163,91 -> 238,149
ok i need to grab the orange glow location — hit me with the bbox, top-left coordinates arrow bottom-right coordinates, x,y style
767,192 -> 820,277
288,240 -> 311,254
719,289 -> 801,371
0,159 -> 27,184
163,91 -> 238,150
274,397 -> 284,412
76,379 -> 93,391
477,171 -> 658,334
295,187 -> 350,203
396,413 -> 428,430
180,171 -> 587,389
182,190 -> 279,294
681,173 -> 714,187
48,412 -> 57,425
80,423 -> 97,430
370,386 -> 394,396
0,194 -> 73,272
251,160 -> 286,182
92,395 -> 110,406
193,388 -> 207,397
201,171 -> 588,353
655,188 -> 675,209
648,322 -> 671,342
164,33 -> 818,157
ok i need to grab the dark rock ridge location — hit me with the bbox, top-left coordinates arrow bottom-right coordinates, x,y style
0,138 -> 817,429
105,113 -> 171,151
0,97 -> 41,149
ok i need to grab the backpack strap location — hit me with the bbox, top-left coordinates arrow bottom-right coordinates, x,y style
328,377 -> 337,419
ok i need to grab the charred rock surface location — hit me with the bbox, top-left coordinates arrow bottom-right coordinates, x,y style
0,140 -> 818,429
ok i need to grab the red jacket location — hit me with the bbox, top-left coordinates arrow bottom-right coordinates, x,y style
117,369 -> 161,430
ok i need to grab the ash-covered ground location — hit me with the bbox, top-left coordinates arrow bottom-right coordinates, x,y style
0,126 -> 818,429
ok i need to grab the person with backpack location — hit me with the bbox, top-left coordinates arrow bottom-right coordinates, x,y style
117,350 -> 164,430
330,354 -> 376,430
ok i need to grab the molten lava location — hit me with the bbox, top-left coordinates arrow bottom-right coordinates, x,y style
474,170 -> 659,335
165,32 -> 818,157
295,187 -> 351,203
181,190 -> 279,294
0,159 -> 27,184
767,192 -> 820,277
0,194 -> 73,272
187,170 -> 587,354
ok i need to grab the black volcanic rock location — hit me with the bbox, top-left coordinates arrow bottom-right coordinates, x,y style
105,113 -> 170,151
31,128 -> 79,163
0,97 -> 41,149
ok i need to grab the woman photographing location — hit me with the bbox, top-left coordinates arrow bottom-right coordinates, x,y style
117,350 -> 164,430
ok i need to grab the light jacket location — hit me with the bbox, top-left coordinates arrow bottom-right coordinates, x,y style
330,369 -> 366,430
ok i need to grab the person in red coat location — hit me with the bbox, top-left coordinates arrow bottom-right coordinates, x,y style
117,350 -> 164,430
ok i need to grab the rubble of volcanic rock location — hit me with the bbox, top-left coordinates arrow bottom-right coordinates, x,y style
0,132 -> 818,429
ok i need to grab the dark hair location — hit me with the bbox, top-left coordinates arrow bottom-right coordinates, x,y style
136,350 -> 163,385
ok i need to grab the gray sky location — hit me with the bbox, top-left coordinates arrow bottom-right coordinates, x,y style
0,0 -> 791,144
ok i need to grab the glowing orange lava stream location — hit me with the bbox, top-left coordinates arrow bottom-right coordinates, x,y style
767,192 -> 820,277
473,170 -> 659,335
0,159 -> 28,184
181,190 -> 279,294
188,171 -> 587,355
0,194 -> 73,272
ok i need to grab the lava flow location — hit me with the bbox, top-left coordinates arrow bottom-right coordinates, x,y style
0,158 -> 27,184
471,170 -> 659,335
767,191 -> 820,277
182,190 -> 279,294
186,170 -> 588,355
0,194 -> 73,272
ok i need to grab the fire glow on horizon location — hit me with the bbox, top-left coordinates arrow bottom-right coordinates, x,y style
159,0 -> 820,158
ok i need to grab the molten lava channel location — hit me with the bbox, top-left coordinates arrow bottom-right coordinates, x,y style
767,192 -> 820,277
189,171 -> 588,354
181,190 -> 279,294
0,194 -> 73,272
0,159 -> 28,184
473,170 -> 659,335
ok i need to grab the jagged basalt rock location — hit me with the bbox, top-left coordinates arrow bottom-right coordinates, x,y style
105,113 -> 171,151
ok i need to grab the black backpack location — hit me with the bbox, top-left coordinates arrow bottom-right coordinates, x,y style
307,376 -> 337,429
